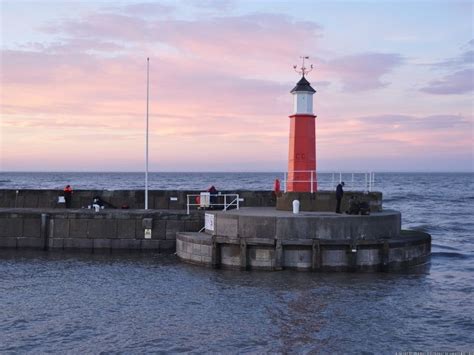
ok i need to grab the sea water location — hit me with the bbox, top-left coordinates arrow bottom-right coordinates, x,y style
0,172 -> 473,352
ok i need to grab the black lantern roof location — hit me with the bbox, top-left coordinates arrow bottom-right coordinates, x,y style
290,76 -> 316,94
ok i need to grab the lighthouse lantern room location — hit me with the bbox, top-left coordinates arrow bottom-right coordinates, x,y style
287,57 -> 317,193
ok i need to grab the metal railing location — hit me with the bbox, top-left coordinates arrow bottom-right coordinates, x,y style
186,193 -> 240,214
283,171 -> 376,192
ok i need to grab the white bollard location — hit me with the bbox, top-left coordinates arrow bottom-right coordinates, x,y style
292,200 -> 300,214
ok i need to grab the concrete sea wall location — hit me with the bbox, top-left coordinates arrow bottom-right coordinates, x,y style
0,189 -> 276,210
176,230 -> 431,272
277,191 -> 383,212
0,209 -> 203,252
0,189 -> 382,212
207,208 -> 400,241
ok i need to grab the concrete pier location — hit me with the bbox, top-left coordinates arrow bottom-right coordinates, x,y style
176,207 -> 431,271
0,189 -> 431,271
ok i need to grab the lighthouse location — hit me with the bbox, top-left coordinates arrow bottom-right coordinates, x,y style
287,57 -> 317,192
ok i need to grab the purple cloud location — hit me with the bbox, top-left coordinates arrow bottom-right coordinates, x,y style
325,53 -> 404,91
420,68 -> 473,95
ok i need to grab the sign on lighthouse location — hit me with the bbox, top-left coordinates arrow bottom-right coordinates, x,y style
287,57 -> 317,192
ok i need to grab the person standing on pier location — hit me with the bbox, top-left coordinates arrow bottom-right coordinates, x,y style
64,185 -> 73,208
335,182 -> 344,214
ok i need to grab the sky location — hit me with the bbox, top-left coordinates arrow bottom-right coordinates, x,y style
0,0 -> 473,172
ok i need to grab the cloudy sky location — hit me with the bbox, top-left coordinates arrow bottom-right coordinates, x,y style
1,0 -> 472,172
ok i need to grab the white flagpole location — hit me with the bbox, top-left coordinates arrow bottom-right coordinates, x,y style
145,57 -> 149,210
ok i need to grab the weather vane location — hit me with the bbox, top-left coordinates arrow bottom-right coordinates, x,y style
293,56 -> 313,77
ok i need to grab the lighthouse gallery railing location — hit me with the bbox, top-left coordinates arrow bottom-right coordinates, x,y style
283,171 -> 376,192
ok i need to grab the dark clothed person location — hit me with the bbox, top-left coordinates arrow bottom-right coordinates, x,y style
335,182 -> 344,213
64,185 -> 73,208
208,185 -> 218,206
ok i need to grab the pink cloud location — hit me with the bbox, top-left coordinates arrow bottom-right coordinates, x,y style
1,8 -> 471,172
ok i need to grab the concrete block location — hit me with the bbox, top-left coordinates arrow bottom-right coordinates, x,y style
17,237 -> 43,249
69,219 -> 89,238
88,219 -> 109,239
220,244 -> 241,266
276,218 -> 315,240
356,249 -> 380,265
0,237 -> 16,248
254,248 -> 272,261
0,218 -> 23,237
22,218 -> 41,238
93,239 -> 112,249
141,240 -> 160,250
165,220 -> 185,240
192,242 -> 202,254
153,194 -> 169,209
103,219 -> 117,238
215,216 -> 238,238
184,220 -> 202,233
24,194 -> 39,208
49,238 -> 64,249
52,219 -> 69,238
248,253 -> 274,268
322,249 -> 349,267
282,248 -> 312,268
142,218 -> 153,229
135,220 -> 143,239
63,238 -> 93,249
190,254 -> 202,263
117,219 -> 136,239
151,220 -> 166,240
200,244 -> 212,257
239,216 -> 276,239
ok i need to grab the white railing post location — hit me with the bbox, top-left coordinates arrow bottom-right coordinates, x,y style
372,172 -> 375,191
224,194 -> 227,210
187,195 -> 190,215
310,171 -> 314,193
339,172 -> 342,183
237,195 -> 240,210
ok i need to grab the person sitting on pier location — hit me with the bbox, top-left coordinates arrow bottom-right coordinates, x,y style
92,196 -> 104,211
335,182 -> 344,214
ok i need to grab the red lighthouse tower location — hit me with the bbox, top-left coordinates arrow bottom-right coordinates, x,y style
287,58 -> 317,192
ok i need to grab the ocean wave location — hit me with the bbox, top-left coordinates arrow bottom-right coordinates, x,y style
431,252 -> 471,260
409,224 -> 434,233
431,243 -> 460,251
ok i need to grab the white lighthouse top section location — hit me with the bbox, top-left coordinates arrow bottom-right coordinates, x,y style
293,91 -> 314,114
291,76 -> 316,115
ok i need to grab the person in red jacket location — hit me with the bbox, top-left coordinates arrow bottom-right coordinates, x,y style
64,185 -> 73,208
